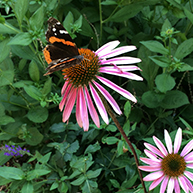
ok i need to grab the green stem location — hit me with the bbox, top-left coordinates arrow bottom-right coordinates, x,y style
98,0 -> 103,43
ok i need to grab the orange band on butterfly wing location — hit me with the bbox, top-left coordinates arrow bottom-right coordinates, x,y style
43,47 -> 52,64
49,37 -> 76,47
49,58 -> 76,69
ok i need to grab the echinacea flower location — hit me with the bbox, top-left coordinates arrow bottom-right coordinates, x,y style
139,128 -> 193,193
59,40 -> 142,131
1,144 -> 30,157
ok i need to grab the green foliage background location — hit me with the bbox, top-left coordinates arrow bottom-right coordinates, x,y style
1,0 -> 193,192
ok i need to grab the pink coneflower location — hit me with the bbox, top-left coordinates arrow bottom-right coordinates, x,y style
139,127 -> 193,193
59,40 -> 142,131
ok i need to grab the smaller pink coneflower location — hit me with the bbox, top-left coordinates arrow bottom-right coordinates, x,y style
139,127 -> 193,193
59,40 -> 142,131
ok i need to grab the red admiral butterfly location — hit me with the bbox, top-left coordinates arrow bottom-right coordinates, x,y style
43,17 -> 84,76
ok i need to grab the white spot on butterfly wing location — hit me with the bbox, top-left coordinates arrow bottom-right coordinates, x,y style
56,22 -> 61,25
59,30 -> 68,34
54,33 -> 57,36
52,28 -> 56,32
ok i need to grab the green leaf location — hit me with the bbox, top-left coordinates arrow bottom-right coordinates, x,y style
74,15 -> 82,29
21,182 -> 33,193
0,167 -> 24,180
39,152 -> 52,164
149,56 -> 170,67
87,169 -> 102,179
29,60 -> 40,82
161,19 -> 172,32
27,169 -> 51,181
50,181 -> 59,190
124,101 -> 131,119
27,106 -> 48,123
19,59 -> 27,71
25,127 -> 44,145
105,137 -> 119,145
84,142 -> 101,154
0,115 -> 15,125
174,38 -> 193,59
58,182 -> 68,193
30,5 -> 45,30
0,176 -> 12,186
140,40 -> 169,55
179,117 -> 193,130
184,8 -> 193,26
24,85 -> 42,100
110,179 -> 120,188
71,175 -> 85,186
0,70 -> 14,86
160,90 -> 189,109
0,38 -> 10,63
106,124 -> 117,132
0,21 -> 19,34
15,0 -> 29,24
8,32 -> 32,46
155,74 -> 176,93
178,63 -> 193,72
50,123 -> 66,133
41,77 -> 52,96
63,11 -> 74,32
67,140 -> 79,153
101,1 -> 117,5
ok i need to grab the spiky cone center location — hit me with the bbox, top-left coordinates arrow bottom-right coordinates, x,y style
161,153 -> 186,177
62,48 -> 100,87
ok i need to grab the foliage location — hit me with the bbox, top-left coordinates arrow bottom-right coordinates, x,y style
1,0 -> 193,192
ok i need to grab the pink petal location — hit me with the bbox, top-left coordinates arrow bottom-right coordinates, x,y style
140,157 -> 161,165
97,76 -> 137,103
143,171 -> 164,181
95,40 -> 120,56
79,87 -> 89,131
101,46 -> 137,59
99,70 -> 143,81
149,175 -> 165,190
61,80 -> 69,95
167,177 -> 174,193
174,178 -> 180,193
84,86 -> 100,128
164,130 -> 173,154
62,87 -> 77,123
184,175 -> 193,192
99,65 -> 141,72
93,80 -> 122,115
153,136 -> 168,156
101,57 -> 141,65
181,139 -> 193,157
174,128 -> 182,154
160,176 -> 169,193
89,83 -> 109,124
76,88 -> 82,128
144,149 -> 159,161
178,175 -> 189,193
186,163 -> 193,168
59,83 -> 72,111
138,165 -> 161,172
184,171 -> 193,183
144,143 -> 164,158
184,151 -> 193,163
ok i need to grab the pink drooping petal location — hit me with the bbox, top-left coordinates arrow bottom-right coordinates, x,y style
95,40 -> 120,56
174,178 -> 180,193
143,171 -> 164,181
99,69 -> 143,81
181,139 -> 193,157
160,176 -> 169,193
184,151 -> 193,163
140,157 -> 161,165
167,177 -> 174,193
97,76 -> 137,103
89,83 -> 109,124
84,86 -> 100,128
138,165 -> 161,172
100,57 -> 141,65
149,175 -> 165,190
174,128 -> 182,154
62,87 -> 77,123
144,149 -> 159,161
59,83 -> 72,111
144,143 -> 164,158
184,175 -> 193,192
99,66 -> 141,72
61,80 -> 69,96
79,87 -> 89,131
153,136 -> 168,156
184,171 -> 193,184
186,163 -> 193,168
164,130 -> 173,154
93,80 -> 122,115
76,88 -> 82,128
101,46 -> 137,59
178,175 -> 189,193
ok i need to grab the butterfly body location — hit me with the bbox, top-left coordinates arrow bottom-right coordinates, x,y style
43,17 -> 84,75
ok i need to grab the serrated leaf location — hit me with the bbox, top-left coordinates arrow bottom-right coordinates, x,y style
155,74 -> 175,93
15,0 -> 29,24
0,38 -> 10,63
29,60 -> 39,82
0,167 -> 24,180
67,140 -> 79,153
27,106 -> 48,123
160,90 -> 189,109
8,32 -> 32,46
174,38 -> 193,59
141,40 -> 169,55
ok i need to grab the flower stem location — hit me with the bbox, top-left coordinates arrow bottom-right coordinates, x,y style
100,95 -> 147,193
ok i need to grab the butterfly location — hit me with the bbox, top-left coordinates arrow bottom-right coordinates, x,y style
43,17 -> 84,76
